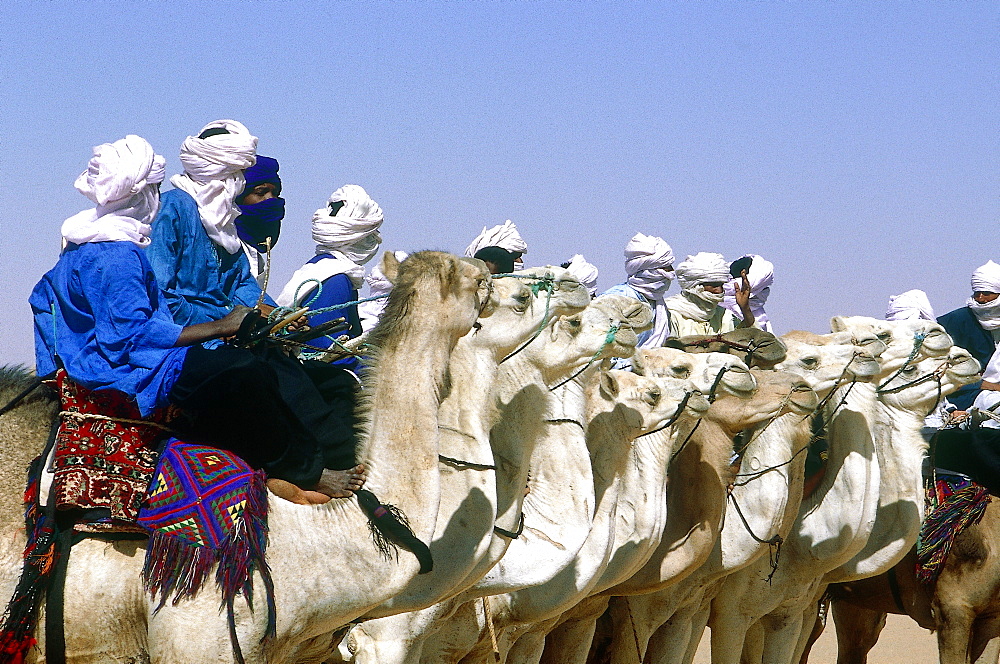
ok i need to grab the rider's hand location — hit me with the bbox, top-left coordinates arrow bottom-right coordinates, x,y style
216,305 -> 255,339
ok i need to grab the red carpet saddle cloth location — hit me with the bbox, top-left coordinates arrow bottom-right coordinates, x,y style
49,370 -> 169,532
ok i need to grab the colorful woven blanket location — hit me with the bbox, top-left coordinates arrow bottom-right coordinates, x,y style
916,473 -> 991,584
50,370 -> 168,532
137,440 -> 272,612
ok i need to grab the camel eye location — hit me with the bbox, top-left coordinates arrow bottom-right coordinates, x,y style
568,319 -> 582,328
672,366 -> 691,378
876,332 -> 892,342
644,390 -> 661,406
800,357 -> 818,368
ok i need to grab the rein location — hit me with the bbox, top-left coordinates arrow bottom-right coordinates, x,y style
683,335 -> 762,366
876,331 -> 928,392
876,357 -> 951,396
498,275 -> 558,365
549,325 -> 620,391
726,489 -> 783,583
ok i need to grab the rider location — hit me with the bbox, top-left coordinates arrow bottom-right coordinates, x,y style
665,252 -> 755,337
30,136 -> 360,504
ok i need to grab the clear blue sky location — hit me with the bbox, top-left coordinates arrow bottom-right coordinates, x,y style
2,2 -> 997,367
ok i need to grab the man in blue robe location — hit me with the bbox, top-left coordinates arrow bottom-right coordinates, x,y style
32,135 -> 364,503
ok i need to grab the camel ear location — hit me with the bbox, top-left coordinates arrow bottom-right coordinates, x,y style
599,370 -> 620,399
381,252 -> 401,284
830,316 -> 847,333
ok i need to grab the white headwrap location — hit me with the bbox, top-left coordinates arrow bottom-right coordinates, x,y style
61,135 -> 166,248
667,252 -> 730,323
885,289 -> 935,322
276,184 -> 383,307
967,261 -> 1000,330
359,251 -> 408,332
464,220 -> 528,263
623,233 -> 675,348
563,254 -> 599,296
168,119 -> 257,255
723,254 -> 774,331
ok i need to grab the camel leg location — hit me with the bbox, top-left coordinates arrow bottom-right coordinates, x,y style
541,597 -> 608,664
604,596 -> 662,664
970,615 -> 1000,664
507,620 -> 560,664
680,603 -> 712,664
828,599 -> 886,664
707,596 -> 752,664
936,604 -> 976,664
739,621 -> 765,664
756,609 -> 807,664
644,601 -> 699,664
797,596 -> 828,664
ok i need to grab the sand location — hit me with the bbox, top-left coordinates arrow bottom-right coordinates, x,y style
689,613 -> 939,664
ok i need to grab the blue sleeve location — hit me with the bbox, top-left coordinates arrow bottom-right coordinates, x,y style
28,278 -> 57,375
147,198 -> 200,325
86,248 -> 183,370
229,253 -> 273,309
309,274 -> 361,335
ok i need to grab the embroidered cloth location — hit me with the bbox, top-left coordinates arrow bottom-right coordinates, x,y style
916,473 -> 991,584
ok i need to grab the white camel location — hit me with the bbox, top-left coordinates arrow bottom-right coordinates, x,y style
542,369 -> 818,664
706,339 -> 976,664
470,370 -> 707,664
2,251 -> 490,664
340,295 -> 653,664
591,332 -> 881,664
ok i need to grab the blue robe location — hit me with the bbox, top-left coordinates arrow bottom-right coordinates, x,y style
938,305 -> 995,410
146,189 -> 275,327
30,241 -> 188,416
297,256 -> 363,370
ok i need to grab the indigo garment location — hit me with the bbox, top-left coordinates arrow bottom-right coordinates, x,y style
235,196 -> 284,250
30,241 -> 188,416
147,188 -> 275,326
938,306 -> 994,410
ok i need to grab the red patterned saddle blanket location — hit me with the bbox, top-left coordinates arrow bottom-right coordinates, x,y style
48,370 -> 171,532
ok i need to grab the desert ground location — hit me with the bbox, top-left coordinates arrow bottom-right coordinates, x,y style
691,614 -> 941,664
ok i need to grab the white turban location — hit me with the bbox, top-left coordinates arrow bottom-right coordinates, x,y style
61,135 -> 166,247
276,184 -> 384,307
675,252 -> 730,290
169,119 -> 258,255
623,233 -> 675,348
464,220 -> 528,261
723,254 -> 774,331
885,289 -> 935,322
563,254 -> 599,296
666,252 -> 730,323
359,251 -> 408,332
971,261 -> 1000,294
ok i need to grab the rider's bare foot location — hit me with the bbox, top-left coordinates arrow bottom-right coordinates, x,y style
315,464 -> 367,499
267,478 -> 313,505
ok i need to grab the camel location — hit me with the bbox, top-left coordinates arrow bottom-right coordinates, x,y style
590,333 -> 876,664
549,369 -> 817,664
456,370 -> 708,664
361,267 -> 591,618
339,295 -> 654,664
0,250 -> 491,664
705,345 -> 978,664
664,328 -> 788,369
818,503 -> 1000,664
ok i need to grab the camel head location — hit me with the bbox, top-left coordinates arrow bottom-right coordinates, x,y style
666,328 -> 787,368
593,294 -> 655,334
784,328 -> 889,360
706,369 -> 816,436
775,337 -> 882,397
370,250 -> 490,349
593,370 -> 708,433
877,347 -> 981,413
832,315 -> 952,361
631,348 -> 757,399
542,297 -> 649,365
470,268 -> 589,356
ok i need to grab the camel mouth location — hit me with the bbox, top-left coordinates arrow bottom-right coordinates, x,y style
855,339 -> 888,359
947,355 -> 981,379
920,329 -> 955,357
847,354 -> 882,380
750,340 -> 787,362
685,392 -> 711,415
720,370 -> 757,397
788,387 -> 819,414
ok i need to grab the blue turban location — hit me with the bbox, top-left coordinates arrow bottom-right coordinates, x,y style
236,155 -> 284,249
